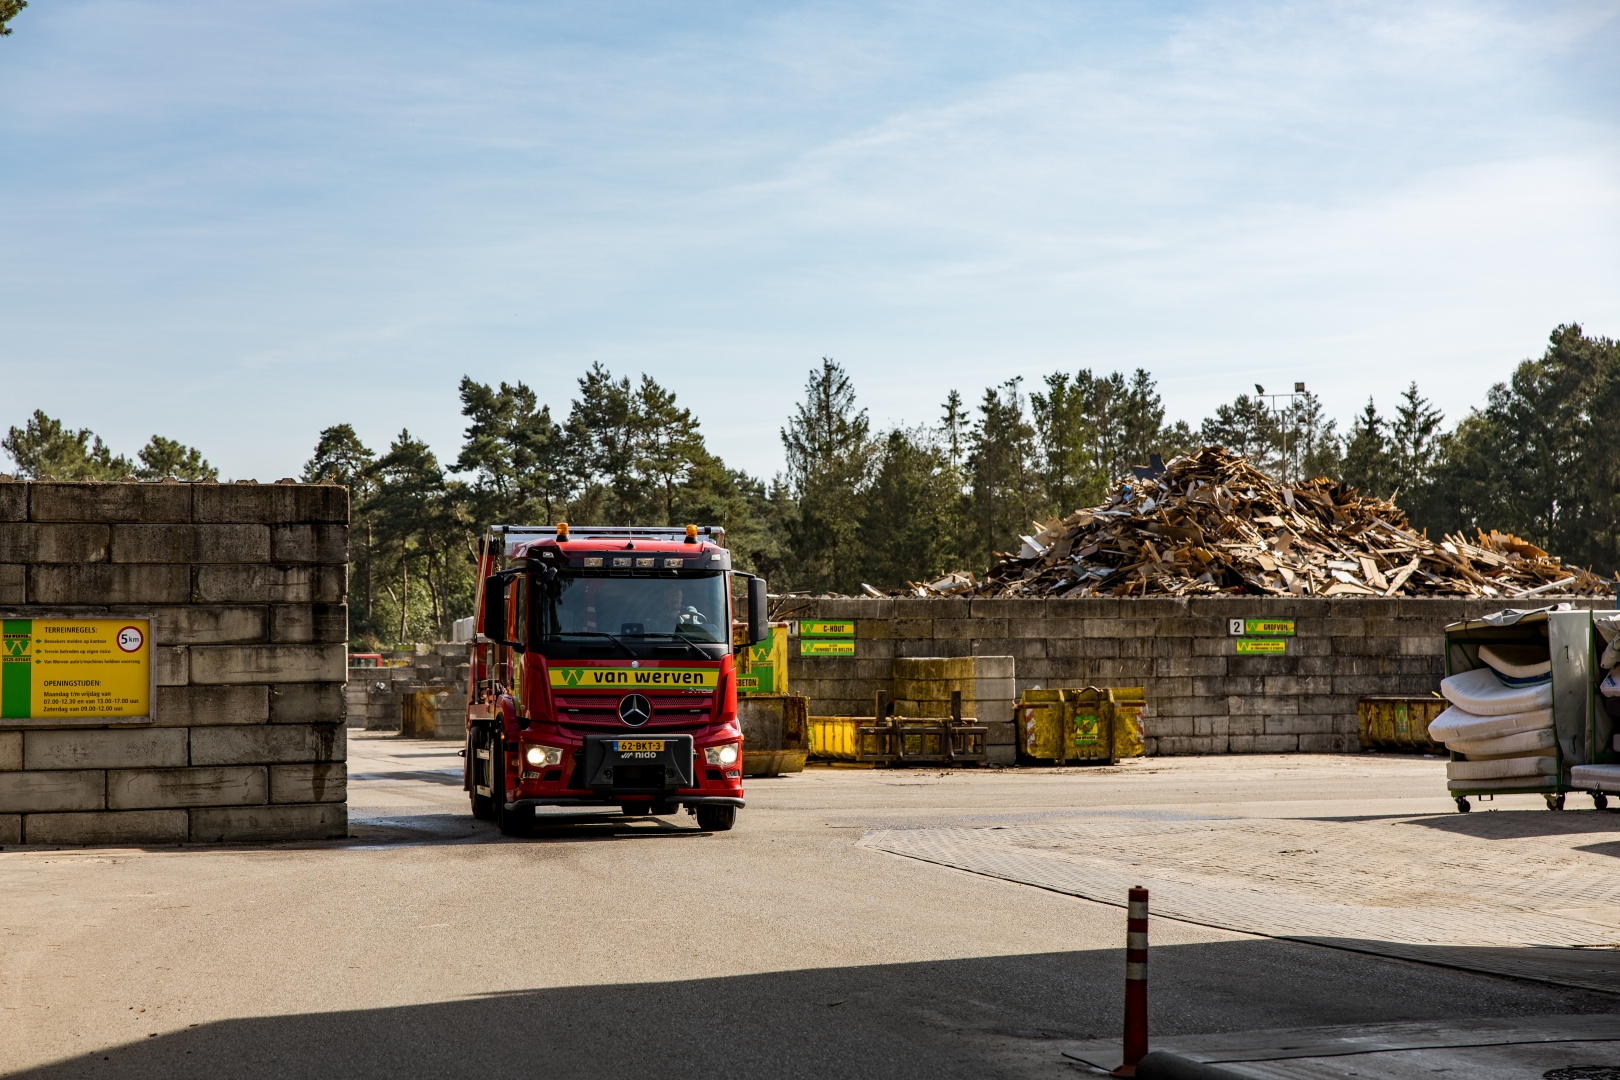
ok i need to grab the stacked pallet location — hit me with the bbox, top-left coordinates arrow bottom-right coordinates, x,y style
890,656 -> 1016,764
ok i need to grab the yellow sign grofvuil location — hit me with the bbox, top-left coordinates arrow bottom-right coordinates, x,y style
548,665 -> 719,690
0,617 -> 153,720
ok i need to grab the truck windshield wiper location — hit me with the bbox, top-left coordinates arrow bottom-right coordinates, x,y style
636,632 -> 714,658
542,631 -> 636,658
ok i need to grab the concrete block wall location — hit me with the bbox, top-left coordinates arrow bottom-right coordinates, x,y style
0,479 -> 348,844
784,595 -> 1615,755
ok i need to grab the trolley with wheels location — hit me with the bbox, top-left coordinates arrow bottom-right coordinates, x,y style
1442,606 -> 1617,813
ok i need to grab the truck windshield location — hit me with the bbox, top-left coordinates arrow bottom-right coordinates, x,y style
533,571 -> 729,645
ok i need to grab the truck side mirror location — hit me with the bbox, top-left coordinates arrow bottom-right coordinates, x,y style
481,575 -> 510,643
747,576 -> 768,646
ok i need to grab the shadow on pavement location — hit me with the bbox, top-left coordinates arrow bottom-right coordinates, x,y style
1400,810 -> 1620,840
13,940 -> 1615,1080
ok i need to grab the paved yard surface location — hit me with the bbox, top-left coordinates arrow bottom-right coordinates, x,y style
0,735 -> 1614,1079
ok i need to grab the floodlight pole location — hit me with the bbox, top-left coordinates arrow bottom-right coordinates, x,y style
1254,382 -> 1306,482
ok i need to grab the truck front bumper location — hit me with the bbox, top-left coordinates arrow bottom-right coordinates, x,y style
504,795 -> 745,812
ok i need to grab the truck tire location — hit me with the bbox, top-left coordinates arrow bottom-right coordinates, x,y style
470,729 -> 496,821
497,799 -> 534,837
695,804 -> 736,832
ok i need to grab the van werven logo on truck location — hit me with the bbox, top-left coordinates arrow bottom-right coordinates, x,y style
550,666 -> 719,689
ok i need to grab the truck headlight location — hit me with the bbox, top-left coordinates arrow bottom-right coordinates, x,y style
525,745 -> 564,767
704,743 -> 740,766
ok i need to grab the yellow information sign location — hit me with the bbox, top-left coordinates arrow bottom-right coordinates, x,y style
1,617 -> 153,720
1245,618 -> 1295,636
800,620 -> 855,638
548,665 -> 719,690
1235,639 -> 1287,654
800,640 -> 855,656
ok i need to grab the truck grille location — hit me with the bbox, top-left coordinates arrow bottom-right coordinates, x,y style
553,693 -> 713,726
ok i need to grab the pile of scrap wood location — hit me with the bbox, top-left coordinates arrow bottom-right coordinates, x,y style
947,447 -> 1612,599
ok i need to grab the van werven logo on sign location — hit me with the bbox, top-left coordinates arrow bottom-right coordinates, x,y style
549,666 -> 719,689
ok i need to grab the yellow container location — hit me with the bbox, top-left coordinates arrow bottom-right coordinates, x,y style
809,716 -> 862,761
1017,687 -> 1146,762
736,624 -> 789,696
1017,690 -> 1068,760
1358,697 -> 1446,751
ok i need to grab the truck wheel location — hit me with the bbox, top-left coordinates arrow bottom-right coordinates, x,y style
695,804 -> 736,831
470,730 -> 496,820
497,800 -> 534,837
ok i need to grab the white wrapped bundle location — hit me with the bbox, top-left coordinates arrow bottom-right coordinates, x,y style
1448,775 -> 1557,792
1571,764 -> 1620,792
1440,667 -> 1553,715
1445,727 -> 1557,758
1447,755 -> 1556,780
1428,704 -> 1553,743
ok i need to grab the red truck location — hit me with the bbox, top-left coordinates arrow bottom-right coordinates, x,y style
464,523 -> 767,835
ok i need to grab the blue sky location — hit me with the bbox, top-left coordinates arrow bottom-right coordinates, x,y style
2,0 -> 1617,482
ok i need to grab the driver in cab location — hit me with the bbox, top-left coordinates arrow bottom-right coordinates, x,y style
658,584 -> 704,632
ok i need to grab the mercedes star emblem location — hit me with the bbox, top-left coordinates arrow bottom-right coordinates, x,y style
617,693 -> 652,727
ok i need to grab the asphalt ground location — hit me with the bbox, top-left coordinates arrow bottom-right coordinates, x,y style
0,736 -> 1614,1079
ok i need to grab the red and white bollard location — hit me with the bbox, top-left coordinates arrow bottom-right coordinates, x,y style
1114,885 -> 1149,1076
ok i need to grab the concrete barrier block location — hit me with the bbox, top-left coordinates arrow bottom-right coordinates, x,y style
270,603 -> 347,644
889,619 -> 934,640
189,644 -> 346,684
966,599 -> 1039,619
933,618 -> 1006,640
1229,734 -> 1299,753
986,744 -> 1015,765
189,723 -> 345,766
1299,733 -> 1355,753
156,645 -> 189,686
0,483 -> 24,521
188,802 -> 347,842
191,483 -> 348,525
0,814 -> 18,843
1229,694 -> 1299,716
26,564 -> 189,604
109,524 -> 270,564
0,563 -> 22,603
25,728 -> 189,770
0,523 -> 110,563
136,605 -> 268,645
193,564 -> 317,604
1043,597 -> 1122,618
1264,715 -> 1333,736
1156,736 -> 1225,755
1155,656 -> 1225,678
25,809 -> 189,845
972,656 -> 1015,679
31,482 -> 192,523
269,763 -> 346,803
0,770 -> 104,812
155,685 -> 269,726
108,766 -> 268,809
270,524 -> 348,564
0,731 -> 19,770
